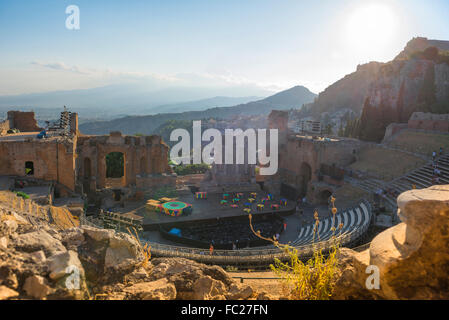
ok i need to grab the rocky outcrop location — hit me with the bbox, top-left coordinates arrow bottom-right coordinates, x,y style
0,203 -> 262,300
333,185 -> 449,299
367,59 -> 449,119
395,37 -> 449,61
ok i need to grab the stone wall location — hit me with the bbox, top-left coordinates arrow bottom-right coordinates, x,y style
408,112 -> 449,132
278,136 -> 362,201
77,132 -> 174,191
7,111 -> 42,132
0,138 -> 77,191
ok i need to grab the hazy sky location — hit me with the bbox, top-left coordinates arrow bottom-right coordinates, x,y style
1,0 -> 449,96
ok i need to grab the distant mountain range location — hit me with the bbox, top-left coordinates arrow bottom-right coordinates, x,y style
79,85 -> 317,135
0,95 -> 264,123
143,96 -> 264,114
0,83 -> 273,121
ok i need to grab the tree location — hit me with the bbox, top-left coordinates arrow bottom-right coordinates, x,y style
423,46 -> 439,61
417,64 -> 437,109
396,80 -> 406,122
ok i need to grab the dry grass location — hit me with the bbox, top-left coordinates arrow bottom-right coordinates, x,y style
349,147 -> 426,181
248,197 -> 342,300
127,227 -> 151,269
333,185 -> 369,209
50,206 -> 80,229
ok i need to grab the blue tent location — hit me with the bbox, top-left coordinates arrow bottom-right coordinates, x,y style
168,228 -> 182,237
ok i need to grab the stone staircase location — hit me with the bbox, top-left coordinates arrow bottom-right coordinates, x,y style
346,153 -> 449,213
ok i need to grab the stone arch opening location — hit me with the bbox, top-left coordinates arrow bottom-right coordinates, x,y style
106,152 -> 124,178
25,161 -> 34,176
317,189 -> 333,205
105,152 -> 125,188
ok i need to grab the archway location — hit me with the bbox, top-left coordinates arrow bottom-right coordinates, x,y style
106,152 -> 124,178
298,162 -> 312,197
105,152 -> 125,188
317,190 -> 333,205
25,161 -> 34,176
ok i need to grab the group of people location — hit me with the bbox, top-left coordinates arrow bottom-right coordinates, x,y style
431,147 -> 444,185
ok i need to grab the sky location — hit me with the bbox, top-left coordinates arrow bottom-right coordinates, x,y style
1,0 -> 449,97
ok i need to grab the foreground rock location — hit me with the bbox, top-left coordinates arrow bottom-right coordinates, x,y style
333,185 -> 449,300
1,202 -> 261,300
123,278 -> 176,300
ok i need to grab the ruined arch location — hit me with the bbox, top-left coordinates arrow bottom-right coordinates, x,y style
25,161 -> 34,176
317,189 -> 333,205
106,152 -> 124,178
105,151 -> 126,188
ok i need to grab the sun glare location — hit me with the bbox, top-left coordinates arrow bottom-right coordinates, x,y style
344,4 -> 397,52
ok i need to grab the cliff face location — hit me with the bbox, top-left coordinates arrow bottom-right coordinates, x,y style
367,59 -> 449,121
395,37 -> 449,61
308,38 -> 449,136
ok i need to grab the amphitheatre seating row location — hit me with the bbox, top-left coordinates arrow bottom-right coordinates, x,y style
99,211 -> 143,232
352,154 -> 449,212
292,202 -> 371,246
384,154 -> 449,209
78,199 -> 372,267
177,219 -> 283,248
137,200 -> 373,267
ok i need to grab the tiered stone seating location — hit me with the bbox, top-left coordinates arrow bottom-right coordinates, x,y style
291,201 -> 372,247
348,154 -> 449,212
99,211 -> 143,232
384,153 -> 449,210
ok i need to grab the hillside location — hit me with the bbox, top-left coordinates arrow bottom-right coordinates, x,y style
308,61 -> 384,116
79,85 -> 316,135
395,37 -> 449,60
307,37 -> 449,119
0,84 -> 272,120
143,96 -> 264,114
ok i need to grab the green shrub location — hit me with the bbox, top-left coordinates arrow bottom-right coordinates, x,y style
173,163 -> 210,176
15,191 -> 30,199
150,186 -> 178,200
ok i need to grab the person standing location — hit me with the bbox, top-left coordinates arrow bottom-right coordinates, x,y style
209,244 -> 214,256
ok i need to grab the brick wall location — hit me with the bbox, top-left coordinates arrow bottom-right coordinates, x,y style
7,111 -> 42,132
